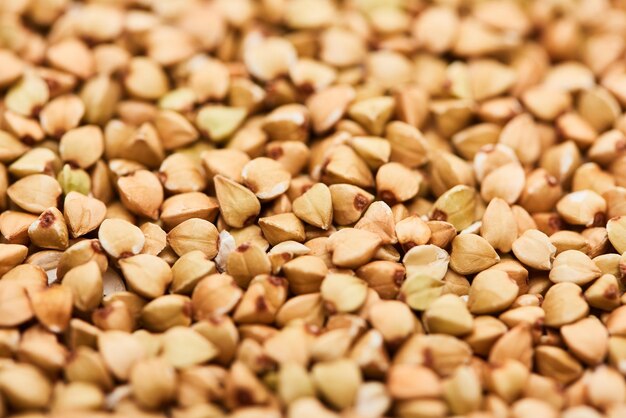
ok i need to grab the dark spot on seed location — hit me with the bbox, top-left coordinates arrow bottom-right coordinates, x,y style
237,243 -> 250,252
91,240 -> 104,253
321,158 -> 331,173
31,105 -> 42,118
605,284 -> 619,300
324,301 -> 337,315
118,251 -> 134,259
545,175 -> 558,187
183,300 -> 192,318
235,388 -> 254,406
43,162 -> 55,176
422,347 -> 434,368
244,180 -> 257,194
116,67 -> 129,81
379,190 -> 397,205
298,82 -> 315,96
394,268 -> 406,286
268,275 -> 283,286
299,120 -> 309,134
388,337 -> 405,350
482,144 -> 496,153
257,354 -> 276,370
83,36 -> 100,49
267,145 -> 283,160
431,209 -> 447,222
67,350 -> 78,362
548,215 -> 562,232
39,211 -> 55,228
208,316 -> 223,325
255,296 -> 267,311
200,128 -> 212,141
21,136 -> 35,146
44,78 -> 60,93
157,171 -> 167,184
592,212 -> 606,227
354,194 -> 369,211
96,305 -> 113,319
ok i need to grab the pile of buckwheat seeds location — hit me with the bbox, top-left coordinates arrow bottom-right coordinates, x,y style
2,0 -> 626,417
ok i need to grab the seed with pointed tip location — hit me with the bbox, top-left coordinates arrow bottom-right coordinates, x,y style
7,174 -> 62,214
119,254 -> 172,300
98,218 -> 145,259
214,175 -> 261,228
28,207 -> 69,250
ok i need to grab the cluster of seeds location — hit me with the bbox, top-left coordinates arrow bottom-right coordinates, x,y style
3,0 -> 626,417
